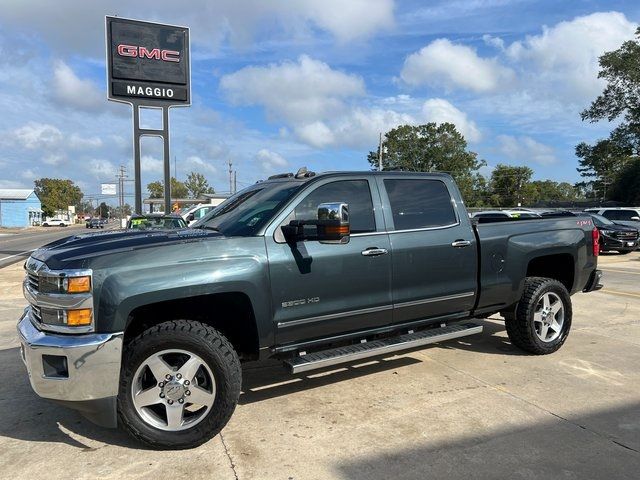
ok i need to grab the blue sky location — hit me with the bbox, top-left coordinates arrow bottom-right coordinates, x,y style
1,0 -> 639,203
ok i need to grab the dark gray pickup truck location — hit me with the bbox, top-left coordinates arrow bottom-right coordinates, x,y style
18,170 -> 603,449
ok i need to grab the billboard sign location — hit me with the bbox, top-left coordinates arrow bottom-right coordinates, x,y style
101,183 -> 117,195
106,16 -> 190,105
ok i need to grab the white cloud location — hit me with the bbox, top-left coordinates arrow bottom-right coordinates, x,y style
497,135 -> 557,165
400,39 -> 514,92
184,155 -> 217,174
69,134 -> 103,150
256,149 -> 288,171
220,55 -> 365,124
52,61 -> 103,111
506,12 -> 637,102
141,155 -> 164,174
88,158 -> 116,178
294,122 -> 335,148
43,154 -> 65,166
0,1 -> 394,56
422,99 -> 481,142
11,122 -> 63,150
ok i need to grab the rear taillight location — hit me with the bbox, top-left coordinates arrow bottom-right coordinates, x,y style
592,227 -> 600,256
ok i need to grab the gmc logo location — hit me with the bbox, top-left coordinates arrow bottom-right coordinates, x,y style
117,44 -> 180,62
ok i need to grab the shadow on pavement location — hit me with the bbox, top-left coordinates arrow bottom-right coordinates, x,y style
0,347 -> 141,450
335,401 -> 640,480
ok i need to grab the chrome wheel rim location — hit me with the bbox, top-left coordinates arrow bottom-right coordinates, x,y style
533,292 -> 564,342
131,349 -> 216,431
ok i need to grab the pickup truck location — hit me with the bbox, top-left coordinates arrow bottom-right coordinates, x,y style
17,170 -> 603,449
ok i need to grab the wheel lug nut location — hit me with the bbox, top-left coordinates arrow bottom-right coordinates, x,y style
159,393 -> 165,398
167,399 -> 173,405
165,374 -> 172,380
178,399 -> 184,404
176,373 -> 182,379
158,382 -> 164,387
185,390 -> 191,396
184,380 -> 190,386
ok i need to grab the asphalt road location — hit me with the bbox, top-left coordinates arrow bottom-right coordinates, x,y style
0,252 -> 638,479
0,223 -> 118,269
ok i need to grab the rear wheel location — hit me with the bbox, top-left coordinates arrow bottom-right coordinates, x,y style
505,277 -> 572,355
118,320 -> 241,449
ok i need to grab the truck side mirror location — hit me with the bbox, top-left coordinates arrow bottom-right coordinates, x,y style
187,213 -> 195,222
631,216 -> 640,221
281,202 -> 350,244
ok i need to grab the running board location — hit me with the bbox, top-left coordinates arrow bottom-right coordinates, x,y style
284,323 -> 483,374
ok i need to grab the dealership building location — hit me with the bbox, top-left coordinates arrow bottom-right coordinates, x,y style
0,189 -> 42,228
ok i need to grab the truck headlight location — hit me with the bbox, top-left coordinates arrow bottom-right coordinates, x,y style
600,229 -> 614,236
40,308 -> 93,327
40,275 -> 91,294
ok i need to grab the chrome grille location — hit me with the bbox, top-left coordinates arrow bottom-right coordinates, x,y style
614,231 -> 639,240
31,305 -> 42,323
27,272 -> 39,292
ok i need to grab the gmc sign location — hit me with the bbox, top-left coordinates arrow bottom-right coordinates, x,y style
106,16 -> 190,105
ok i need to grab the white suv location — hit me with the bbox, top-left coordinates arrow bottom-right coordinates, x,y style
42,218 -> 71,227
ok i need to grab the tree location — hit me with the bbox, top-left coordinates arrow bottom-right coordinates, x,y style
184,171 -> 215,199
146,177 -> 188,199
575,139 -> 632,200
609,159 -> 640,205
488,164 -> 534,207
34,178 -> 83,218
367,123 -> 486,202
95,202 -> 110,218
581,27 -> 640,156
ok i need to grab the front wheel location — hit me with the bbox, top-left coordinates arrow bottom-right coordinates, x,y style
118,320 -> 242,449
505,277 -> 572,355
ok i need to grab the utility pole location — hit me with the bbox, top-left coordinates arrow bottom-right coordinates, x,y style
378,132 -> 383,171
233,171 -> 237,194
174,155 -> 177,181
116,165 -> 127,226
228,159 -> 233,195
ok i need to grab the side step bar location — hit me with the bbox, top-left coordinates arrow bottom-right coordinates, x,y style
284,322 -> 483,374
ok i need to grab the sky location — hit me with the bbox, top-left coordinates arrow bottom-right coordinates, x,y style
1,0 -> 639,204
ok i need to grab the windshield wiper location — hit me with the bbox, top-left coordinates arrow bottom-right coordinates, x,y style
193,225 -> 220,232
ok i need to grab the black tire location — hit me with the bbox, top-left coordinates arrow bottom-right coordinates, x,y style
118,320 -> 241,449
505,277 -> 572,355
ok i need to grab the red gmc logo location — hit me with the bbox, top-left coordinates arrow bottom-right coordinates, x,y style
117,44 -> 180,62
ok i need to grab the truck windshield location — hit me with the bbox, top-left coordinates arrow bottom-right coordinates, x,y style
192,182 -> 303,236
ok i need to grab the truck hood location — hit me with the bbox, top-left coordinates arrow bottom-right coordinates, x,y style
32,228 -> 223,269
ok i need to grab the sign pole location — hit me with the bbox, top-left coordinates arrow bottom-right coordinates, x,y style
162,106 -> 171,214
132,105 -> 143,214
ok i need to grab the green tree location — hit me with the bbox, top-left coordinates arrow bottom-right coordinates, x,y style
530,180 -> 581,203
609,159 -> 640,205
95,202 -> 110,218
184,171 -> 215,199
34,178 -> 83,218
147,181 -> 164,198
367,123 -> 486,203
581,27 -> 640,156
489,164 -> 534,207
575,139 -> 632,200
146,178 -> 188,199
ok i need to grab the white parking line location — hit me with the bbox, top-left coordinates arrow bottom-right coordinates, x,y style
0,249 -> 35,262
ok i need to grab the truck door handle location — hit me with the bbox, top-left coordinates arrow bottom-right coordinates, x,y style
361,247 -> 388,257
451,240 -> 471,248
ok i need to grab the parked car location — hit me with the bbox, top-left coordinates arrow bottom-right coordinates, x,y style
41,218 -> 70,227
585,213 -> 639,254
19,170 -> 603,449
86,218 -> 106,229
182,203 -> 216,226
126,213 -> 187,230
584,207 -> 640,229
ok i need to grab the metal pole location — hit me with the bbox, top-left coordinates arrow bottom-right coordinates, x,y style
228,159 -> 233,194
233,171 -> 237,194
378,132 -> 383,171
133,106 -> 143,214
163,106 -> 171,214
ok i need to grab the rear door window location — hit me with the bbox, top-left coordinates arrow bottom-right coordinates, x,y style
384,179 -> 457,230
602,210 -> 639,221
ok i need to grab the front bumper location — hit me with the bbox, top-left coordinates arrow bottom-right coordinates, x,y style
17,309 -> 123,427
601,235 -> 637,252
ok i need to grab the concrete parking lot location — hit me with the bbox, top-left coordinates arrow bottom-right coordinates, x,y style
0,253 -> 639,479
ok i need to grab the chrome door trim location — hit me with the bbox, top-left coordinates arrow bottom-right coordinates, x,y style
277,304 -> 393,328
394,291 -> 475,309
